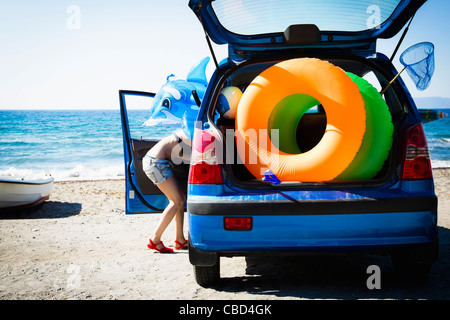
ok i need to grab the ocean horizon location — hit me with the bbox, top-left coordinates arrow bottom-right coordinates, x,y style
0,108 -> 449,181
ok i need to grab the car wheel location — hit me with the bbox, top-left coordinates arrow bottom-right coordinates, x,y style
391,239 -> 438,284
391,252 -> 432,284
194,261 -> 220,287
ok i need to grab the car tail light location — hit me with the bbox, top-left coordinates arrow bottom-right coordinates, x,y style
188,128 -> 224,184
224,217 -> 252,231
401,123 -> 433,180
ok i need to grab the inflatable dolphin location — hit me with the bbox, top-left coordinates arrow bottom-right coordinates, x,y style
143,57 -> 210,130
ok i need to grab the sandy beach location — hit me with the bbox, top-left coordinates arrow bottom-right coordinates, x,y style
0,168 -> 449,300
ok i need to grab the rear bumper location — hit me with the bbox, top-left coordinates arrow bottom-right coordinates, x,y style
187,195 -> 437,216
189,211 -> 437,253
187,195 -> 438,254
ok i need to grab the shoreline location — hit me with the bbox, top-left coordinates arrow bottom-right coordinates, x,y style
51,166 -> 450,183
54,177 -> 125,183
0,168 -> 448,300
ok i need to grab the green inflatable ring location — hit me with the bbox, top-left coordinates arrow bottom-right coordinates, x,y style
268,94 -> 319,154
336,72 -> 394,180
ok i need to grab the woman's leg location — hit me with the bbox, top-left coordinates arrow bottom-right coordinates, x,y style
151,175 -> 185,248
174,193 -> 187,243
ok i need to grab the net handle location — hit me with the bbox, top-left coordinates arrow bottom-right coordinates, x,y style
380,66 -> 406,95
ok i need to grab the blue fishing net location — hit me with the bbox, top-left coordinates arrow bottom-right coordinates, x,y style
400,42 -> 435,91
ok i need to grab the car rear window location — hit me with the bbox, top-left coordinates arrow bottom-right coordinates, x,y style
211,0 -> 401,35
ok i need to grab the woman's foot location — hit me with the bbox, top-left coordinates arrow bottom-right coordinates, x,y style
174,239 -> 188,250
147,239 -> 173,253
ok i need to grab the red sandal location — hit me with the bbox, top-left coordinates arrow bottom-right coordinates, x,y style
174,239 -> 188,250
147,239 -> 173,253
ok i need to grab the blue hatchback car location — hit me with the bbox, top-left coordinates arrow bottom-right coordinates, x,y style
120,0 -> 438,286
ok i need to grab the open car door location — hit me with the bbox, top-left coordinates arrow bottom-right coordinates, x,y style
119,90 -> 189,214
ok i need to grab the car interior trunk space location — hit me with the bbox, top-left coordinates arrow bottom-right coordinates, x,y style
213,57 -> 401,184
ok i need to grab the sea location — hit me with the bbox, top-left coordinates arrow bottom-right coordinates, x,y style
0,109 -> 449,181
0,109 -> 172,181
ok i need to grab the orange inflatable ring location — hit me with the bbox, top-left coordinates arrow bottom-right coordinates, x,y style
235,58 -> 366,182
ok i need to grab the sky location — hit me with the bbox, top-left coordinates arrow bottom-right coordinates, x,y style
0,0 -> 449,110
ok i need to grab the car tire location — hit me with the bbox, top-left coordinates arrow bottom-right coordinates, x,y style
391,240 -> 438,284
391,254 -> 432,284
194,261 -> 220,287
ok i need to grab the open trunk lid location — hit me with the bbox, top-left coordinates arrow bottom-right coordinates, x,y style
189,0 -> 427,59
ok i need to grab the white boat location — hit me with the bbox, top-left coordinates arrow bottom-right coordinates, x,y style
0,176 -> 54,210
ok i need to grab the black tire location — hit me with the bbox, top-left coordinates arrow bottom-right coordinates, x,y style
391,254 -> 432,284
193,261 -> 220,287
391,240 -> 438,284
